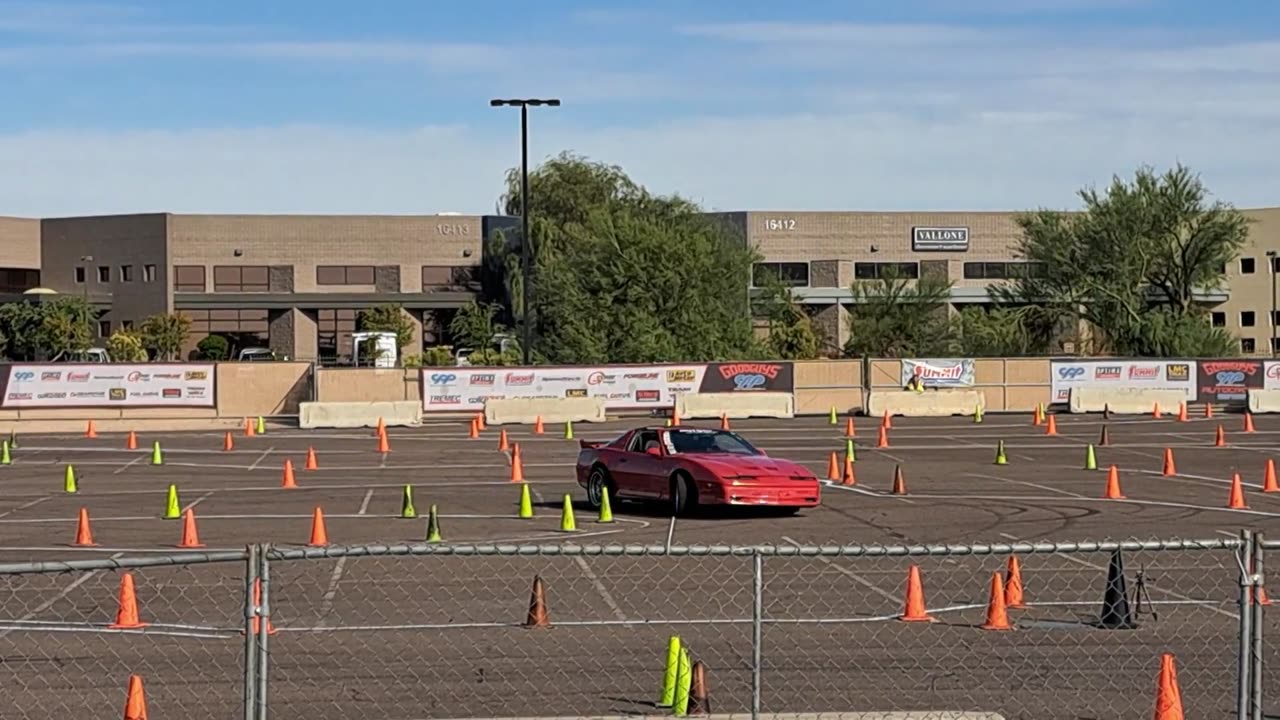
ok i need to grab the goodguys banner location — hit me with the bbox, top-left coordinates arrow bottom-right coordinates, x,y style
1049,359 -> 1197,404
1197,359 -> 1263,403
0,363 -> 216,408
901,358 -> 975,388
421,362 -> 795,412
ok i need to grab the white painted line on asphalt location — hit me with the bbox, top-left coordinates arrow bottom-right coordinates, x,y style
247,447 -> 275,471
573,555 -> 628,622
0,497 -> 49,519
112,455 -> 146,475
780,535 -> 900,604
182,491 -> 215,513
0,550 -> 126,640
317,488 -> 376,627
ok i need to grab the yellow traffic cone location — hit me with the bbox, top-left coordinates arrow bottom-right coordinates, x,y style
564,421 -> 574,440
64,465 -> 77,493
658,635 -> 682,707
518,484 -> 534,519
559,494 -> 577,532
164,484 -> 181,519
255,416 -> 266,435
597,488 -> 614,523
425,504 -> 442,542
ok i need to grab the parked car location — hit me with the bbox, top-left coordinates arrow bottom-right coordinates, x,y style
576,426 -> 821,516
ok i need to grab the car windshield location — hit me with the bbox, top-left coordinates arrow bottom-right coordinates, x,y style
665,429 -> 759,456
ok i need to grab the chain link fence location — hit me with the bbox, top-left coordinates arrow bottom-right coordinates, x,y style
0,536 -> 1269,719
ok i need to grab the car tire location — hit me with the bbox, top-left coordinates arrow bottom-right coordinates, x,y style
586,465 -> 614,510
670,473 -> 697,517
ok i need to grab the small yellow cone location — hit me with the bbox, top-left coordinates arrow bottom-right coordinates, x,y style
64,465 -> 78,493
425,504 -> 442,542
150,441 -> 163,465
559,494 -> 577,532
597,487 -> 614,523
255,416 -> 266,435
564,421 -> 574,440
673,646 -> 692,716
658,635 -> 682,707
163,484 -> 181,519
518,483 -> 534,519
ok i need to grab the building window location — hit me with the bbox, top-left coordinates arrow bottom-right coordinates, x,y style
1211,312 -> 1226,327
143,264 -> 156,282
316,265 -> 376,285
317,309 -> 359,363
0,268 -> 39,293
174,266 -> 207,293
854,262 -> 920,280
184,309 -> 269,356
962,261 -> 1047,279
75,267 -> 86,284
751,262 -> 810,287
1272,311 -> 1280,327
97,266 -> 110,283
1242,338 -> 1256,353
121,320 -> 133,331
1241,258 -> 1256,274
213,265 -> 270,293
1242,311 -> 1256,327
120,265 -> 133,282
1273,337 -> 1280,353
98,320 -> 110,337
1272,257 -> 1280,273
422,265 -> 480,290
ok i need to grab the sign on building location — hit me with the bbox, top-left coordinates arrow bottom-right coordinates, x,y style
0,363 -> 217,408
1197,359 -> 1263,403
1048,359 -> 1197,404
912,226 -> 969,251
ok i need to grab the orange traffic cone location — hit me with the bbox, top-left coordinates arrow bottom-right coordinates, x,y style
1227,473 -> 1248,509
688,660 -> 711,716
524,575 -> 550,627
1176,402 -> 1188,422
1162,448 -> 1177,476
1264,459 -> 1279,493
845,417 -> 856,437
881,410 -> 892,429
842,455 -> 856,486
1099,425 -> 1111,446
826,452 -> 840,481
223,432 -> 234,451
247,578 -> 278,635
308,507 -> 329,546
125,431 -> 137,450
1033,405 -> 1043,426
1205,404 -> 1214,419
891,465 -> 907,495
511,445 -> 525,482
671,408 -> 681,427
1152,653 -> 1184,720
498,429 -> 509,452
374,416 -> 386,437
123,674 -> 148,720
534,416 -> 545,434
1152,402 -> 1162,419
1004,556 -> 1026,609
177,508 -> 205,548
281,459 -> 298,489
1214,424 -> 1226,447
244,417 -> 255,437
1044,414 -> 1058,436
720,414 -> 730,431
1244,412 -> 1256,433
899,565 -> 934,622
304,447 -> 318,470
86,420 -> 98,439
1104,465 -> 1125,499
73,508 -> 98,547
877,426 -> 890,448
475,412 -> 486,431
981,572 -> 1013,630
468,417 -> 480,439
108,573 -> 147,629
377,428 -> 391,453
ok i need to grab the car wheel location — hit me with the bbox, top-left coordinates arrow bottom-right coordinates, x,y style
670,473 -> 697,517
586,466 -> 613,510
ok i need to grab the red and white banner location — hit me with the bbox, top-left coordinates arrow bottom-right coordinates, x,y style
422,365 -> 707,412
0,363 -> 216,408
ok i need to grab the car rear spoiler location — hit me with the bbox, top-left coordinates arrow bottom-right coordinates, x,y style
579,439 -> 605,449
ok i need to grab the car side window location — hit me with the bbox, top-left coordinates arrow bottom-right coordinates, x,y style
630,431 -> 658,453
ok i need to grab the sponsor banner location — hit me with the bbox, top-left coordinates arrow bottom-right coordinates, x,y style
1197,359 -> 1263,404
421,365 -> 708,412
0,363 -> 216,408
1049,359 -> 1197,404
1265,362 -> 1280,390
901,359 -> 975,388
697,362 -> 795,393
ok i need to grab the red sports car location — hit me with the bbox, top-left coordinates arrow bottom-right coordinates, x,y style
576,426 -> 821,516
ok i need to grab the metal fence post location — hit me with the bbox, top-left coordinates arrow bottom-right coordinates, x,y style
256,545 -> 272,720
751,550 -> 763,720
242,544 -> 260,720
1250,533 -> 1264,720
1237,530 -> 1255,720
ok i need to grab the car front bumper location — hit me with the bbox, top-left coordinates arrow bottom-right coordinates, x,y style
699,479 -> 821,507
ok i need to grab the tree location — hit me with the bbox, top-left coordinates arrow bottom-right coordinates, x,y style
0,301 -> 48,360
106,330 -> 148,362
449,301 -> 507,350
955,305 -> 1056,357
358,304 -> 416,352
752,271 -> 824,359
844,270 -> 955,358
196,334 -> 230,361
40,297 -> 97,359
997,165 -> 1247,356
140,313 -> 191,361
491,152 -> 759,364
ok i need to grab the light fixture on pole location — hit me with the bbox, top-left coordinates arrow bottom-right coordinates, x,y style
1268,250 -> 1277,356
489,98 -> 561,365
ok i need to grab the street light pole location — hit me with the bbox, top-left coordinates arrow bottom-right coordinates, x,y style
490,98 -> 561,365
1268,251 -> 1277,356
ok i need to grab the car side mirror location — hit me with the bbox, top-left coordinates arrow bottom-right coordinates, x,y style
646,447 -> 661,457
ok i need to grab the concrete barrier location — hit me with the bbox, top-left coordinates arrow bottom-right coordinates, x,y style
1248,389 -> 1280,414
299,401 -> 422,429
485,397 -> 607,425
867,390 -> 985,418
1068,388 -> 1187,414
675,392 -> 795,420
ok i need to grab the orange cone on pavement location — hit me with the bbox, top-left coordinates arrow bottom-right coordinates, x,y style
1228,472 -> 1248,509
377,428 -> 391,453
826,452 -> 840,481
244,417 -> 255,437
1153,653 -> 1184,720
468,417 -> 480,439
1162,448 -> 1177,476
1033,405 -> 1043,426
877,426 -> 890,448
1264,459 -> 1279,492
1152,402 -> 1162,419
720,414 -> 730,431
73,508 -> 98,547
891,465 -> 907,495
1176,402 -> 1188,422
177,508 -> 205,548
1004,556 -> 1026,609
125,431 -> 137,450
108,573 -> 147,629
304,447 -> 318,470
123,674 -> 148,720
842,455 -> 856,486
524,575 -> 550,627
845,417 -> 856,437
1214,424 -> 1226,447
308,507 -> 329,546
981,572 -> 1013,630
1099,425 -> 1111,446
498,429 -> 510,452
86,420 -> 98,439
1244,412 -> 1256,433
899,565 -> 934,622
475,412 -> 486,431
1104,465 -> 1125,499
374,416 -> 385,437
881,410 -> 892,429
534,416 -> 545,434
281,459 -> 298,489
1044,414 -> 1058,436
223,432 -> 234,451
510,444 -> 524,482
671,407 -> 681,427
1205,403 -> 1214,419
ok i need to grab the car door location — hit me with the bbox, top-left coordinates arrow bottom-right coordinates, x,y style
613,430 -> 663,499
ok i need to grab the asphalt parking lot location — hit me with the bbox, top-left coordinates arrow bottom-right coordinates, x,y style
0,411 -> 1275,719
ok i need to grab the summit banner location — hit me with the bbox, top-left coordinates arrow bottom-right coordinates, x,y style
1049,359 -> 1197,404
901,359 -> 975,388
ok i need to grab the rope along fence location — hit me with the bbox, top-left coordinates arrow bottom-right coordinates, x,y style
0,537 -> 1269,719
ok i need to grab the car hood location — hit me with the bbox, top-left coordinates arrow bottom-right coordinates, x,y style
684,454 -> 813,478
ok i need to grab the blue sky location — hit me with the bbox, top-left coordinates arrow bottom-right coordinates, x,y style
1,0 -> 1278,216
